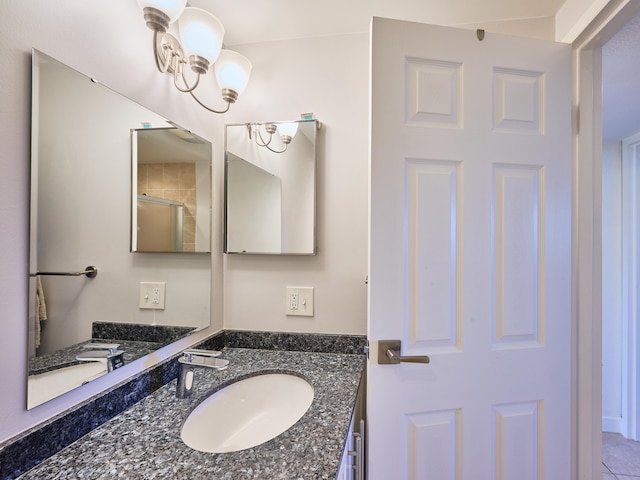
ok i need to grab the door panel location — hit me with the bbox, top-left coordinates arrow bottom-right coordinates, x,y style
368,18 -> 571,479
493,164 -> 543,347
406,159 -> 462,353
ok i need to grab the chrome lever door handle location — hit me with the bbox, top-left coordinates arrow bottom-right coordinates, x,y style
377,340 -> 430,364
386,348 -> 430,364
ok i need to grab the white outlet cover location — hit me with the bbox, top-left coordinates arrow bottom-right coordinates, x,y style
140,282 -> 165,310
285,287 -> 314,317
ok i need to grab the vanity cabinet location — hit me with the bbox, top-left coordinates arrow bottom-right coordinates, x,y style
338,369 -> 366,480
337,417 -> 364,480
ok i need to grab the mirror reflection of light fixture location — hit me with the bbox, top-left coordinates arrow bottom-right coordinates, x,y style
136,0 -> 252,114
248,122 -> 299,153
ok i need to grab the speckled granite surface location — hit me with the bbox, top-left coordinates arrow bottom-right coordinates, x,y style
1,331 -> 366,479
91,322 -> 195,344
2,359 -> 179,479
28,339 -> 161,375
29,323 -> 195,375
222,330 -> 367,355
16,348 -> 365,480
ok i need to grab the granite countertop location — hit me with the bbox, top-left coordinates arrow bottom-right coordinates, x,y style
18,347 -> 365,480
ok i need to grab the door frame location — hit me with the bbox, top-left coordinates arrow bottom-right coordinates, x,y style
621,132 -> 640,440
573,1 -> 640,478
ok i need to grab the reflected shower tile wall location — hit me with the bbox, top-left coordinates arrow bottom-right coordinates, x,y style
137,162 -> 197,251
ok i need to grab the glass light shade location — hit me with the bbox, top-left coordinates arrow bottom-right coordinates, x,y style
137,0 -> 187,23
178,7 -> 225,64
214,50 -> 252,95
278,122 -> 299,139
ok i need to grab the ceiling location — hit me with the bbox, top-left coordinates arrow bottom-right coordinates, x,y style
188,0 -> 568,45
183,0 -> 638,142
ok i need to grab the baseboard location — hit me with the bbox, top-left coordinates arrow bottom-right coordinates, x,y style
602,416 -> 623,434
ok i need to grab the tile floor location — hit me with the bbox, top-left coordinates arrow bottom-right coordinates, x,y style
603,432 -> 640,479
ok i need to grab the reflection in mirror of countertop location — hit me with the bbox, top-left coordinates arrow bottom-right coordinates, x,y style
2,331 -> 366,479
30,323 -> 196,375
29,338 -> 158,375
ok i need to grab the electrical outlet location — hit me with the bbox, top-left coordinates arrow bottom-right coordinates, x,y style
285,287 -> 314,317
140,282 -> 165,310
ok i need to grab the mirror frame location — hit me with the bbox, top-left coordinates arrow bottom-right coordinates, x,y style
131,127 -> 212,253
223,120 -> 318,255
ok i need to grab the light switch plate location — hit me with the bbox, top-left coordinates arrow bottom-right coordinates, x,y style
139,282 -> 165,310
285,286 -> 314,317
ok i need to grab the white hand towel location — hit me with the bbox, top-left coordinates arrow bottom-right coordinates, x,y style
35,275 -> 47,348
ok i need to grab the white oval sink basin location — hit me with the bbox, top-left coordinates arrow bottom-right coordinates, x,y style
180,373 -> 314,453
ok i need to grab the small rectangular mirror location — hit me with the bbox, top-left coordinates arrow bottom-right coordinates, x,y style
224,120 -> 317,255
132,128 -> 212,253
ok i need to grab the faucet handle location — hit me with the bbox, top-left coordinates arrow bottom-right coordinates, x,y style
182,349 -> 222,359
176,349 -> 228,398
179,355 -> 229,369
76,350 -> 125,372
77,350 -> 123,359
179,349 -> 228,369
83,343 -> 121,355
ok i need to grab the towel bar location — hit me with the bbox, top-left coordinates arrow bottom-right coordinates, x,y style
30,265 -> 98,278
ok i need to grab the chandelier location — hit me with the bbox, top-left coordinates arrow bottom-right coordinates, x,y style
136,0 -> 252,114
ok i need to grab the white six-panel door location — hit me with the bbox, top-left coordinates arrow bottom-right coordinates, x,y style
368,18 -> 572,479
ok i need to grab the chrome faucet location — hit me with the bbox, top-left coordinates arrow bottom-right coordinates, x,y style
176,349 -> 229,399
76,343 -> 125,372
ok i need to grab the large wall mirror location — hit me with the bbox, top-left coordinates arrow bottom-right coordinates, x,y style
224,120 -> 317,254
27,50 -> 211,409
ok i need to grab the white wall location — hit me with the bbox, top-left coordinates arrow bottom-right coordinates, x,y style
602,139 -> 624,431
0,0 -> 569,447
0,0 -> 226,443
455,17 -> 555,41
226,154 -> 283,252
0,0 -> 369,443
221,35 -> 370,335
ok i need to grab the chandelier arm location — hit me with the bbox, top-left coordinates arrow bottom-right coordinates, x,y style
189,90 -> 231,114
256,128 -> 273,147
153,31 -> 172,74
265,143 -> 287,154
171,63 -> 201,93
